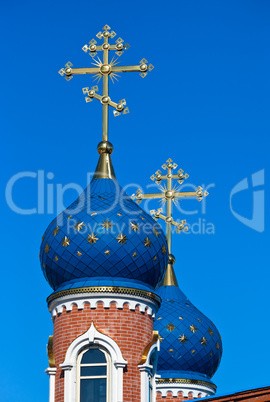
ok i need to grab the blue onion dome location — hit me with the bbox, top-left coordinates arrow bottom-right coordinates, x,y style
40,141 -> 168,292
154,263 -> 222,381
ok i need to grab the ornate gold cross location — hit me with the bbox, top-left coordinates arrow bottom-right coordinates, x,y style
58,24 -> 154,143
132,158 -> 209,256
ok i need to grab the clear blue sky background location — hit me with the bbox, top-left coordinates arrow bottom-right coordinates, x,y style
1,1 -> 269,401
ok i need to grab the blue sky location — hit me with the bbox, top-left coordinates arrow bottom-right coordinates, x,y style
1,0 -> 269,401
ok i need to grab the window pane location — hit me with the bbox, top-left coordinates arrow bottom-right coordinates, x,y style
80,378 -> 106,402
81,366 -> 106,377
81,349 -> 106,364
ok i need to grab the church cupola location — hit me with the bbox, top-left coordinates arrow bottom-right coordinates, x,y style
42,25 -> 166,402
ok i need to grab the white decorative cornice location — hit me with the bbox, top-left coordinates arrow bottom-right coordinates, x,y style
48,291 -> 160,318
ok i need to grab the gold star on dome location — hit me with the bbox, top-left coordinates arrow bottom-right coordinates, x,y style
43,263 -> 45,268
153,256 -> 157,261
75,221 -> 84,232
162,244 -> 166,254
153,228 -> 160,237
91,212 -> 97,216
179,334 -> 188,344
166,323 -> 175,332
210,352 -> 213,357
42,234 -> 45,242
130,221 -> 139,232
208,328 -> 214,336
117,212 -> 122,216
191,350 -> 196,354
190,325 -> 198,333
105,250 -> 110,256
169,349 -> 174,353
141,216 -> 145,220
158,335 -> 164,343
198,318 -> 202,322
87,233 -> 98,245
77,251 -> 82,256
132,252 -> 137,258
144,237 -> 152,248
61,236 -> 70,247
157,316 -> 162,320
67,215 -> 72,219
216,341 -> 220,350
219,333 -> 222,340
201,337 -> 207,346
54,256 -> 58,261
45,243 -> 50,253
117,233 -> 127,245
53,226 -> 59,236
179,316 -> 183,320
101,219 -> 113,230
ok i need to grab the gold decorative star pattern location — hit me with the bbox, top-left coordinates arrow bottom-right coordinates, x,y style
153,256 -> 157,261
169,349 -> 174,353
91,212 -> 97,216
190,325 -> 198,333
144,237 -> 152,248
157,316 -> 162,320
208,328 -> 214,336
179,316 -> 183,320
45,243 -> 50,253
67,215 -> 72,219
179,334 -> 188,344
101,219 -> 113,230
117,212 -> 122,216
158,335 -> 164,343
53,226 -> 59,236
210,353 -> 213,357
153,228 -> 160,237
201,337 -> 207,346
61,236 -> 70,247
132,252 -> 137,258
75,221 -> 84,232
141,216 -> 145,220
130,221 -> 139,232
191,350 -> 196,354
54,256 -> 58,261
162,244 -> 166,254
43,263 -> 45,268
105,250 -> 110,256
166,323 -> 175,332
216,341 -> 220,350
87,233 -> 98,245
77,251 -> 82,257
116,233 -> 127,245
198,318 -> 202,322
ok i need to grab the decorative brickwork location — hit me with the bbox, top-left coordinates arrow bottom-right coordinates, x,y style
156,391 -> 199,401
52,301 -> 153,402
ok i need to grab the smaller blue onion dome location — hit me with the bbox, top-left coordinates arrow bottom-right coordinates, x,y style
154,264 -> 222,380
40,142 -> 168,292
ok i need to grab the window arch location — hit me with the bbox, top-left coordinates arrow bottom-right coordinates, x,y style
60,322 -> 127,402
77,347 -> 110,402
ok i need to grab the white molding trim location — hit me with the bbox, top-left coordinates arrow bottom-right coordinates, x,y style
138,340 -> 160,402
49,292 -> 160,318
156,381 -> 215,398
60,322 -> 127,402
45,367 -> 57,402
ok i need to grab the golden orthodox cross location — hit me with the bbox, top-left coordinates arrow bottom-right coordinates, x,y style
58,24 -> 154,143
132,158 -> 209,257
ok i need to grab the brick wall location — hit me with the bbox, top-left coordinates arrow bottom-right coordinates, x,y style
52,301 -> 153,402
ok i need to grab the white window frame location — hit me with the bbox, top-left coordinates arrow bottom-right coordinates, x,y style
138,339 -> 160,402
76,346 -> 110,402
60,322 -> 127,402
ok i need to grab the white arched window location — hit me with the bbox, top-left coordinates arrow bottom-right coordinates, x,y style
77,347 -> 110,402
60,322 -> 127,402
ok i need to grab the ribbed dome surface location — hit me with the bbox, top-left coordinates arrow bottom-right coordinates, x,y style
154,285 -> 222,379
40,178 -> 168,291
